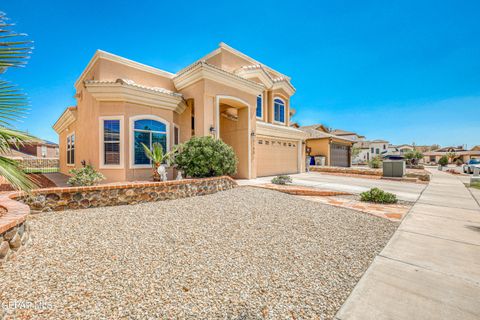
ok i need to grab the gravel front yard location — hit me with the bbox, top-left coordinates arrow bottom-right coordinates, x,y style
0,187 -> 397,319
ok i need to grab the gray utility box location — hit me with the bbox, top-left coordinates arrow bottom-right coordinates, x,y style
383,159 -> 406,177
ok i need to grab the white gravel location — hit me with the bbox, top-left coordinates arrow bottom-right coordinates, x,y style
0,187 -> 397,319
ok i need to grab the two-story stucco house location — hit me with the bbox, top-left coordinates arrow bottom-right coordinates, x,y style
53,43 -> 307,182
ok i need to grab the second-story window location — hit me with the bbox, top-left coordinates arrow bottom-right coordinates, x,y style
274,98 -> 285,123
256,94 -> 263,119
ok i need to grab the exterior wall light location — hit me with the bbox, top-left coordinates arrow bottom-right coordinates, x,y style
209,126 -> 216,135
251,131 -> 256,137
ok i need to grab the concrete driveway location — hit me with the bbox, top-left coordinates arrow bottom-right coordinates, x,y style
238,172 -> 427,202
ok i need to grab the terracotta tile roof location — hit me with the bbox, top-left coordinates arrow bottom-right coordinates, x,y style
84,79 -> 183,97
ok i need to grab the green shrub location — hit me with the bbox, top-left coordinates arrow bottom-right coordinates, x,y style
360,187 -> 398,204
369,156 -> 382,169
68,165 -> 105,186
455,158 -> 463,166
174,136 -> 237,178
271,175 -> 293,185
438,155 -> 448,166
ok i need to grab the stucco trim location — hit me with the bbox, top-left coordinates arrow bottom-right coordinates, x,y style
129,115 -> 170,169
85,81 -> 187,114
99,116 -> 125,169
52,107 -> 77,134
174,62 -> 264,96
257,122 -> 307,140
236,67 -> 274,88
272,80 -> 296,96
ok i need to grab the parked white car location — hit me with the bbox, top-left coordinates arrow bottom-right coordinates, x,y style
463,159 -> 480,174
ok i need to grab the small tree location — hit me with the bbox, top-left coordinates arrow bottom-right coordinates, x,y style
174,136 -> 237,178
404,150 -> 423,165
141,142 -> 177,181
369,156 -> 382,169
446,152 -> 456,164
438,155 -> 448,167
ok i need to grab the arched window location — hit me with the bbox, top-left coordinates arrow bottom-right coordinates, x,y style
274,98 -> 285,123
133,118 -> 168,165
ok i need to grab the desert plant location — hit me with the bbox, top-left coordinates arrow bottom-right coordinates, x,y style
438,155 -> 448,167
174,136 -> 237,178
141,142 -> 176,181
404,150 -> 423,165
67,165 -> 105,186
0,12 -> 37,190
455,158 -> 464,166
446,152 -> 456,163
369,156 -> 382,169
360,187 -> 398,204
271,175 -> 292,185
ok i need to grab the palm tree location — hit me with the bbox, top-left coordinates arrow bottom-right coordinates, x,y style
0,12 -> 36,190
141,142 -> 177,181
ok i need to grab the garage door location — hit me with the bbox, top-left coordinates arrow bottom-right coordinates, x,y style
256,138 -> 299,177
331,143 -> 350,167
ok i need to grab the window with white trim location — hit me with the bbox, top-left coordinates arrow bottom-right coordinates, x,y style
133,119 -> 167,165
103,119 -> 121,165
256,94 -> 263,119
41,145 -> 47,158
67,133 -> 75,165
274,98 -> 285,123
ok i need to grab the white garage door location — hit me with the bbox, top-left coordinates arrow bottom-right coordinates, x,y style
256,138 -> 299,177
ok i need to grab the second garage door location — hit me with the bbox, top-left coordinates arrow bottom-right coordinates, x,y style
256,138 -> 299,177
330,143 -> 350,167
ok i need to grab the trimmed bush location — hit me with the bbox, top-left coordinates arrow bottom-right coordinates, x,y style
438,155 -> 448,166
369,156 -> 382,169
68,165 -> 105,186
174,136 -> 237,178
271,175 -> 293,185
360,187 -> 398,204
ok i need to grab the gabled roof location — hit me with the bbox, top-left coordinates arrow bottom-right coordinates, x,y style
198,42 -> 288,80
300,124 -> 330,133
299,127 -> 354,142
74,50 -> 175,89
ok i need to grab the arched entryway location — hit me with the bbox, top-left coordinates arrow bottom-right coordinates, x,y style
215,96 -> 251,179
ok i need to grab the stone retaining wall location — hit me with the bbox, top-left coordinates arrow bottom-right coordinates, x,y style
17,158 -> 59,169
0,193 -> 31,264
18,176 -> 237,212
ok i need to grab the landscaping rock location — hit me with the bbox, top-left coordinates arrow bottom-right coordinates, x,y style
3,227 -> 17,241
0,240 -> 9,258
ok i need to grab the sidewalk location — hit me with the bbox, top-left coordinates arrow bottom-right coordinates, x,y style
335,169 -> 480,320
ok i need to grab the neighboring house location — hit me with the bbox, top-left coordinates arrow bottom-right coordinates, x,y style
53,43 -> 307,182
394,144 -> 414,155
422,146 -> 480,164
330,129 -> 365,142
299,124 -> 354,167
11,139 -> 59,158
354,139 -> 390,163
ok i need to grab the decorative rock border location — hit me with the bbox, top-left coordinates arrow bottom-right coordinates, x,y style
0,193 -> 31,264
311,166 -> 382,176
17,176 -> 237,212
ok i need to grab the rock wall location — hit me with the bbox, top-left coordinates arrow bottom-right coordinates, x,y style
0,193 -> 31,264
19,176 -> 237,212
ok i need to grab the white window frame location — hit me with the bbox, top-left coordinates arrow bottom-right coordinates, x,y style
273,97 -> 286,125
99,116 -> 124,169
173,124 -> 180,146
41,145 -> 47,158
256,93 -> 263,120
66,131 -> 75,166
129,115 -> 170,169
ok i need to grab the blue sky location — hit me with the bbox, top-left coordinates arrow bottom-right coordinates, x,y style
2,0 -> 479,147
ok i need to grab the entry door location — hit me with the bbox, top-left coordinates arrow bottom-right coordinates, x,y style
331,143 -> 350,167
